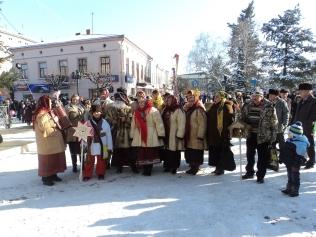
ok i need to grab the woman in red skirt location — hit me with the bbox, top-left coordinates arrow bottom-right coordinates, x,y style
130,91 -> 165,176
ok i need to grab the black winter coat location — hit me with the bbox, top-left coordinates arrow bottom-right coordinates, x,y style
279,142 -> 306,167
293,95 -> 316,135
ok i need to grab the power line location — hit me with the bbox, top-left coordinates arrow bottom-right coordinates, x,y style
0,10 -> 21,34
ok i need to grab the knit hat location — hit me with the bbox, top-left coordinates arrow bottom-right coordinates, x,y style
280,88 -> 289,93
289,121 -> 304,137
298,83 -> 312,91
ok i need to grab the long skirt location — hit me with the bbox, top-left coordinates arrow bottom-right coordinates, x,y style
111,148 -> 135,167
184,148 -> 204,166
136,147 -> 160,166
165,150 -> 181,169
38,152 -> 67,177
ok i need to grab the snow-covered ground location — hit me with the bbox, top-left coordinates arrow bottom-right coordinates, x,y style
0,125 -> 315,237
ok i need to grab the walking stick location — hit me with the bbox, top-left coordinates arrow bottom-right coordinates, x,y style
79,140 -> 84,182
239,137 -> 242,180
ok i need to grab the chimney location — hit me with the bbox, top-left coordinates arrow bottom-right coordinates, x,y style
86,29 -> 91,35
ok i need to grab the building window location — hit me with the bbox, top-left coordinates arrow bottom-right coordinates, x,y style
145,62 -> 151,83
136,63 -> 139,81
21,63 -> 28,79
39,62 -> 47,78
100,56 -> 110,75
78,58 -> 87,73
59,60 -> 68,76
132,61 -> 135,77
141,65 -> 143,80
126,58 -> 130,76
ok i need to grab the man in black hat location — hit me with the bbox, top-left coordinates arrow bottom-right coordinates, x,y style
293,83 -> 316,169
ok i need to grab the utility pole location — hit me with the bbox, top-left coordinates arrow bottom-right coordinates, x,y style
91,12 -> 94,34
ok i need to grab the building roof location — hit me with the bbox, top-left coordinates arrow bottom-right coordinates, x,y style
10,34 -> 152,59
0,28 -> 37,43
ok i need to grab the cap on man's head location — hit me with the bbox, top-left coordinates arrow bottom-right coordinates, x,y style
268,89 -> 279,96
298,83 -> 313,91
253,88 -> 264,96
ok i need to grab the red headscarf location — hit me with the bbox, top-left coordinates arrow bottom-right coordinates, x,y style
32,95 -> 52,129
134,100 -> 152,144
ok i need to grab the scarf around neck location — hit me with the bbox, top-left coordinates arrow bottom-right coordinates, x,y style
134,101 -> 152,144
217,99 -> 226,136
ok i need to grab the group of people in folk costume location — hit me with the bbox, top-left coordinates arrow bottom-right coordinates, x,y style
32,83 -> 316,198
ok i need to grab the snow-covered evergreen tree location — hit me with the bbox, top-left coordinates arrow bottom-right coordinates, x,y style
261,5 -> 316,88
227,0 -> 261,90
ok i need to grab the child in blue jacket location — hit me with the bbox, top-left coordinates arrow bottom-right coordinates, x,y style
280,121 -> 310,197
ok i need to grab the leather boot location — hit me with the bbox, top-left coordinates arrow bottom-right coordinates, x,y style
191,166 -> 199,175
131,164 -> 139,174
42,176 -> 54,186
281,183 -> 291,195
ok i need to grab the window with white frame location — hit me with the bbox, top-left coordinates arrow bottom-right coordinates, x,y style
39,62 -> 47,78
136,63 -> 139,81
126,58 -> 130,76
141,65 -> 143,80
100,56 -> 110,75
59,60 -> 68,76
132,61 -> 135,77
21,63 -> 28,79
78,58 -> 87,73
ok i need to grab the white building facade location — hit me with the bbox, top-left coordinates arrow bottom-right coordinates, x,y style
10,35 -> 169,101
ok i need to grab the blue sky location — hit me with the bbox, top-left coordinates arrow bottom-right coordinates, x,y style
1,0 -> 315,73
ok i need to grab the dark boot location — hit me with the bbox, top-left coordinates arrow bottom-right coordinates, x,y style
288,186 -> 299,197
142,165 -> 152,176
281,183 -> 291,195
116,166 -> 123,173
214,168 -> 224,176
131,164 -> 139,174
42,176 -> 54,186
71,154 -> 78,173
50,174 -> 62,182
171,169 -> 177,174
98,175 -> 105,180
190,166 -> 199,175
185,167 -> 193,174
242,173 -> 254,180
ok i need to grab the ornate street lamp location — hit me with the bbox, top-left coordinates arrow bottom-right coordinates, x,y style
71,70 -> 81,95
